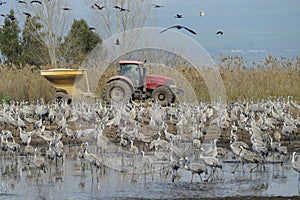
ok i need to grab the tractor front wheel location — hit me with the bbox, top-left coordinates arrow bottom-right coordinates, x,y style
104,80 -> 133,103
152,86 -> 175,106
53,92 -> 70,105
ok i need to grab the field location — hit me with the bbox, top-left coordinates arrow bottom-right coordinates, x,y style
1,55 -> 300,199
0,55 -> 299,103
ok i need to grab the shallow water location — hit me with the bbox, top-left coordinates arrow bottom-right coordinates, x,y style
0,145 -> 299,200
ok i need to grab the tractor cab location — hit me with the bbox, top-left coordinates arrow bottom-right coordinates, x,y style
119,60 -> 146,89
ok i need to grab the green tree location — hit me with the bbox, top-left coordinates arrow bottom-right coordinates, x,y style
61,19 -> 102,65
21,16 -> 49,66
0,9 -> 22,65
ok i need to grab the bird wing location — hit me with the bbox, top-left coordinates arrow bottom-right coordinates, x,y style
31,0 -> 42,4
183,26 -> 197,35
160,26 -> 178,33
94,3 -> 100,9
23,12 -> 31,17
94,3 -> 104,9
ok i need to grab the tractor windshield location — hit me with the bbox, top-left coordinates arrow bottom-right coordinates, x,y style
120,63 -> 140,86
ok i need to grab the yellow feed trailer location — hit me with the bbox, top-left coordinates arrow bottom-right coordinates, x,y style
40,69 -> 94,103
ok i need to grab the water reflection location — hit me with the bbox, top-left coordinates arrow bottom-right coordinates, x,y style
0,145 -> 299,199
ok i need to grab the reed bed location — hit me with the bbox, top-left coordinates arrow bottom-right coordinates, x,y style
0,64 -> 54,102
0,55 -> 299,103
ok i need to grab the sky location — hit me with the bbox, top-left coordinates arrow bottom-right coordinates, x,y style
148,0 -> 300,60
0,0 -> 300,61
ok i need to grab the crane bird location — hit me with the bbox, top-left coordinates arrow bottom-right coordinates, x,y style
174,14 -> 183,18
114,5 -> 130,12
291,152 -> 300,180
129,140 -> 139,155
238,145 -> 264,173
230,135 -> 250,173
216,31 -> 223,35
270,137 -> 287,162
17,114 -> 26,130
55,145 -> 64,165
24,134 -> 34,165
31,0 -> 42,4
6,137 -> 20,159
153,4 -> 164,8
92,3 -> 105,10
62,7 -> 72,11
34,148 -> 47,177
17,0 -> 26,4
163,123 -> 176,142
19,127 -> 33,145
160,25 -> 197,35
183,157 -> 208,182
115,38 -> 120,45
200,153 -> 222,181
83,142 -> 103,182
46,142 -> 55,167
23,12 -> 31,17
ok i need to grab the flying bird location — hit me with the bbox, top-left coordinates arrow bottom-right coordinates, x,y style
89,27 -> 95,31
23,12 -> 31,17
93,3 -> 105,10
114,5 -> 130,12
115,38 -> 120,45
153,4 -> 164,8
31,0 -> 42,4
8,15 -> 16,20
17,0 -> 26,4
216,31 -> 223,35
62,7 -> 72,11
120,8 -> 130,12
160,25 -> 197,35
0,14 -> 5,17
0,1 -> 7,6
200,11 -> 205,17
174,14 -> 183,18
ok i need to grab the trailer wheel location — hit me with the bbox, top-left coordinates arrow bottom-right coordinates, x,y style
152,86 -> 175,106
104,80 -> 133,103
53,92 -> 70,105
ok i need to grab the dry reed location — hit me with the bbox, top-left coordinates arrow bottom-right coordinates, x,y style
0,55 -> 299,103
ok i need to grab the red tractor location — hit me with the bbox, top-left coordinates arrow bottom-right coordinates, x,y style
104,60 -> 184,105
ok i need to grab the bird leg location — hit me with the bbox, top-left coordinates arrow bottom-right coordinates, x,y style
90,163 -> 94,183
231,161 -> 240,174
204,173 -> 211,182
190,173 -> 194,183
199,173 -> 203,182
96,167 -> 100,183
250,163 -> 259,173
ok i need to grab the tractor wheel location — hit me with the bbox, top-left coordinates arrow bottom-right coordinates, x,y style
152,86 -> 175,106
53,92 -> 70,105
104,80 -> 133,103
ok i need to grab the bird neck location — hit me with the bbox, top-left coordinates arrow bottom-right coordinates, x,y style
292,153 -> 296,162
130,140 -> 134,147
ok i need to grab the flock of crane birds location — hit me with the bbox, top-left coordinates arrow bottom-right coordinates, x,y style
1,96 -> 300,187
